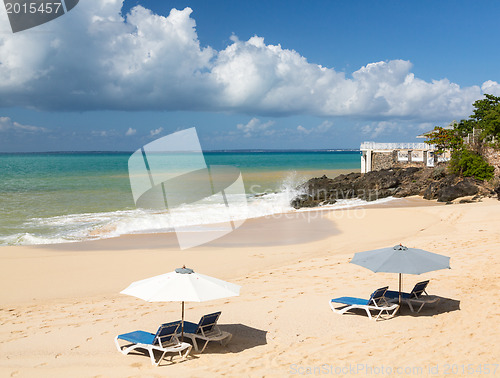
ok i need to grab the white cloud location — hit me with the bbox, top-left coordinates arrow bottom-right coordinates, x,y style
0,116 -> 47,133
91,130 -> 108,137
361,120 -> 439,139
482,80 -> 500,96
297,120 -> 332,135
362,121 -> 402,138
125,127 -> 137,136
297,125 -> 310,134
237,118 -> 275,137
0,1 -> 491,121
150,127 -> 163,137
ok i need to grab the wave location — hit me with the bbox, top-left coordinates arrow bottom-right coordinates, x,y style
0,173 -> 395,246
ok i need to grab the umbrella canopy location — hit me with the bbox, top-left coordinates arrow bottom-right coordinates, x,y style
350,244 -> 450,274
120,266 -> 241,339
350,244 -> 450,307
121,267 -> 241,302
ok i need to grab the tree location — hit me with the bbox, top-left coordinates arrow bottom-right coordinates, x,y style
470,94 -> 500,144
425,94 -> 499,181
424,126 -> 463,153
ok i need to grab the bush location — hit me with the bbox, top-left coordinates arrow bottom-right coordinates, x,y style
449,148 -> 495,181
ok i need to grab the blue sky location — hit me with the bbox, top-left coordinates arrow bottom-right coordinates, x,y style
1,0 -> 499,152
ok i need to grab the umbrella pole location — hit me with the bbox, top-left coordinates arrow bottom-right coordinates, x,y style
181,301 -> 184,342
398,273 -> 402,306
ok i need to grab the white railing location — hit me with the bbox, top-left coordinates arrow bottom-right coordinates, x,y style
360,142 -> 436,151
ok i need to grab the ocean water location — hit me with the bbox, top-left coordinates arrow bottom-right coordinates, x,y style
0,151 -> 363,246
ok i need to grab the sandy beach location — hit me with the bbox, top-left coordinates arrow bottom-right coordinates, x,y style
1,197 -> 499,377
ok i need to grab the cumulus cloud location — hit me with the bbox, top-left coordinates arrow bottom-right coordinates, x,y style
0,116 -> 47,133
297,120 -> 332,135
0,0 -> 492,121
361,120 -> 438,139
482,81 -> 500,96
237,118 -> 275,137
150,127 -> 163,137
125,127 -> 136,136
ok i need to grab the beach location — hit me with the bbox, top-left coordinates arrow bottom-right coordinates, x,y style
1,196 -> 499,377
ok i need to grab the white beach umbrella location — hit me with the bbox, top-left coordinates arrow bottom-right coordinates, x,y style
120,266 -> 241,339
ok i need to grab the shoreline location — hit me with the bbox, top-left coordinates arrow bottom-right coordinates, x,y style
0,167 -> 359,248
0,195 -> 444,306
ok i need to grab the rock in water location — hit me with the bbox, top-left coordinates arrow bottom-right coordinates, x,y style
291,167 -> 493,209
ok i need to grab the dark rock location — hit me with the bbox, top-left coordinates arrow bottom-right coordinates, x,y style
290,166 -> 490,209
437,180 -> 479,202
290,194 -> 316,209
495,186 -> 500,201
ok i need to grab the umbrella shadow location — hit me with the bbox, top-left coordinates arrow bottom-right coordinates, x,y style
187,323 -> 268,355
398,296 -> 460,317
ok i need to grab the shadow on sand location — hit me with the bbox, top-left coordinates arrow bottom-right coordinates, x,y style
184,323 -> 268,355
398,296 -> 461,317
119,323 -> 267,365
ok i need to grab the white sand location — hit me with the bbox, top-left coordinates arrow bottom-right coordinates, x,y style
1,197 -> 499,377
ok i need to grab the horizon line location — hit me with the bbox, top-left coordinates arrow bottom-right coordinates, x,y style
0,148 -> 362,154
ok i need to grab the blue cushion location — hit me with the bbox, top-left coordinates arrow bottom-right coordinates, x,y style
385,291 -> 411,299
118,330 -> 155,345
331,296 -> 370,306
180,321 -> 199,334
154,322 -> 180,344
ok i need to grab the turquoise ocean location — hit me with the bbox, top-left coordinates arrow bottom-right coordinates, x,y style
0,151 -> 367,246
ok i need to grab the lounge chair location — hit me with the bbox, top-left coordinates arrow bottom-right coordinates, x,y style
329,286 -> 399,320
179,311 -> 232,353
385,280 -> 439,313
115,321 -> 192,366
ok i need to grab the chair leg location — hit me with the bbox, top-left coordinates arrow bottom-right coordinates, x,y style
114,336 -> 123,353
198,339 -> 210,353
180,345 -> 192,360
186,335 -> 199,351
390,305 -> 400,317
147,346 -> 158,366
416,302 -> 426,313
153,349 -> 168,367
364,308 -> 373,320
408,301 -> 415,312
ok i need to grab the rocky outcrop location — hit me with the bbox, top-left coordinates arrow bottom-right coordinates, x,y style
291,167 -> 494,209
436,180 -> 479,202
495,186 -> 500,201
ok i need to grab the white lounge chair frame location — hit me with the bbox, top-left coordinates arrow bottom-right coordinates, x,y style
180,312 -> 232,353
389,294 -> 440,313
385,281 -> 440,313
115,332 -> 192,366
329,287 -> 399,320
329,299 -> 399,320
183,324 -> 232,353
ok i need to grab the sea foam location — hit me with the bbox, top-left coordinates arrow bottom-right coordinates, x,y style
1,173 -> 394,246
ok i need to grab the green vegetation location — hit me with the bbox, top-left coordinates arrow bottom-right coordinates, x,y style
448,149 -> 494,181
425,94 -> 500,181
470,94 -> 500,144
423,126 -> 463,153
